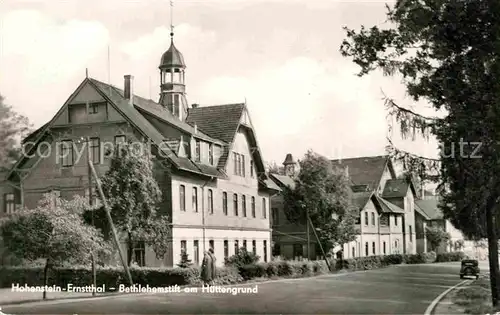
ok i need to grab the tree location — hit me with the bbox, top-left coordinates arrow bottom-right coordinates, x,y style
425,226 -> 450,252
340,0 -> 500,306
177,251 -> 193,268
0,94 -> 32,170
267,161 -> 281,174
97,142 -> 171,266
0,194 -> 110,299
282,150 -> 358,255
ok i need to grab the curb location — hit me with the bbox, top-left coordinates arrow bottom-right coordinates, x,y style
424,279 -> 472,315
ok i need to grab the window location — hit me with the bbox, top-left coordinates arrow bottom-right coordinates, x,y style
224,240 -> 229,259
252,240 -> 256,254
192,187 -> 198,212
293,244 -> 303,258
209,240 -> 214,251
352,246 -> 355,258
233,153 -> 238,175
133,241 -> 145,267
394,216 -> 398,226
250,161 -> 254,177
179,185 -> 186,211
372,242 -> 376,254
193,240 -> 199,265
233,194 -> 238,216
371,212 -> 375,226
364,212 -> 368,226
84,187 -> 100,207
262,198 -> 267,219
365,242 -> 369,256
223,192 -> 228,215
4,193 -> 15,214
272,243 -> 280,257
49,190 -> 61,208
195,140 -> 201,162
243,240 -> 247,250
383,241 -> 386,254
263,240 -> 268,262
90,137 -> 100,164
242,155 -> 245,176
59,140 -> 74,167
380,215 -> 389,226
409,225 -> 412,236
242,195 -> 247,217
173,94 -> 180,117
208,189 -> 213,214
209,144 -> 214,165
233,152 -> 246,176
89,103 -> 98,114
395,240 -> 399,249
251,197 -> 256,218
234,240 -> 239,254
181,240 -> 187,254
272,208 -> 279,225
114,135 -> 126,145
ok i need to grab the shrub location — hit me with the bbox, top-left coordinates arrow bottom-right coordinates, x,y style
381,254 -> 403,265
177,252 -> 193,268
436,251 -> 465,262
225,248 -> 260,268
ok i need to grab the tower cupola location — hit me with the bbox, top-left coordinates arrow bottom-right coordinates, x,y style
158,4 -> 188,121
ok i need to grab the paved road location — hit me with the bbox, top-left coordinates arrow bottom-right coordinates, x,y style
2,263 -> 467,314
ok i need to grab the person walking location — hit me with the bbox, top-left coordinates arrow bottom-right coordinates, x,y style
208,248 -> 217,280
201,250 -> 213,285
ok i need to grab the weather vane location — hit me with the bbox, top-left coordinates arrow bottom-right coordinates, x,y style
170,0 -> 174,37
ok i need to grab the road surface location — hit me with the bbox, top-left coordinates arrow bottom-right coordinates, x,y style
2,262 -> 467,314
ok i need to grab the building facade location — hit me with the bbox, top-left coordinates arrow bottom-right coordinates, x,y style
270,154 -> 458,260
0,32 -> 279,267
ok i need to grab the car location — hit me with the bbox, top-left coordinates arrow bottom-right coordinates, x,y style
460,259 -> 480,280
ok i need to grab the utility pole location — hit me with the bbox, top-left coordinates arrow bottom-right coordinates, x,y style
308,215 -> 331,271
87,137 -> 97,296
88,160 -> 134,286
306,207 -> 310,260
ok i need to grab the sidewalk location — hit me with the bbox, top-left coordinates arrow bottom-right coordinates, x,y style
0,288 -> 105,306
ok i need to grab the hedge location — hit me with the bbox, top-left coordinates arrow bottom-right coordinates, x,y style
0,251 -> 466,289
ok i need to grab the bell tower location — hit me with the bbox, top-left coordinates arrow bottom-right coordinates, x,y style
158,1 -> 188,120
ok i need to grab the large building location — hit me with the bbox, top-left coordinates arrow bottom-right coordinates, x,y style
270,154 -> 471,260
0,30 -> 280,267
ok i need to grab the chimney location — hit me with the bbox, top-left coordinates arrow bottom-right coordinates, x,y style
192,103 -> 199,108
345,165 -> 349,177
124,75 -> 134,105
194,123 -> 198,134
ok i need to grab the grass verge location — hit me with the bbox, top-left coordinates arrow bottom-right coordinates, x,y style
452,277 -> 496,314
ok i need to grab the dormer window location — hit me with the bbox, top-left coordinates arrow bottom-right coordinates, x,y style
209,144 -> 214,165
195,140 -> 201,162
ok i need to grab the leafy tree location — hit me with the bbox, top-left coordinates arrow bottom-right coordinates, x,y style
96,142 -> 171,266
454,239 -> 465,251
267,161 -> 282,174
341,0 -> 500,306
177,251 -> 193,268
0,194 -> 110,299
282,150 -> 358,255
425,226 -> 451,252
0,94 -> 32,170
225,247 -> 259,268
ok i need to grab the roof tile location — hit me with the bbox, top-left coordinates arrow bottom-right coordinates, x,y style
331,155 -> 389,190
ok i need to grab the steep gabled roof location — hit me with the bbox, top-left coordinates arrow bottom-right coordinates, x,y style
382,178 -> 418,198
352,191 -> 373,211
416,199 -> 443,220
89,79 -> 219,144
269,173 -> 296,190
186,104 -> 245,169
8,78 -> 228,180
331,155 -> 391,190
375,195 -> 405,214
415,202 -> 431,220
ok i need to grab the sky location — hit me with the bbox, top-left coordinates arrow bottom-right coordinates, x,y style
0,0 -> 441,168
